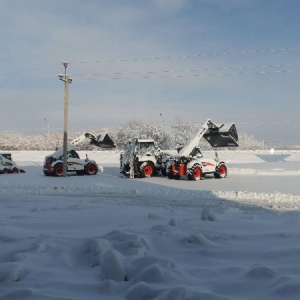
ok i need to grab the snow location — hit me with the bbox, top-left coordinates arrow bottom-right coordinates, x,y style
1,149 -> 300,300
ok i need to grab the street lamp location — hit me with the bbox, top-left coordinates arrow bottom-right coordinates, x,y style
44,118 -> 50,150
160,113 -> 164,140
58,61 -> 72,177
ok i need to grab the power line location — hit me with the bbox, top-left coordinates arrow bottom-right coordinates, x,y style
72,63 -> 299,77
0,76 -> 58,91
2,119 -> 299,134
1,47 -> 299,89
69,47 -> 300,65
73,68 -> 300,81
0,63 -> 61,76
1,47 -> 299,77
237,120 -> 300,127
1,68 -> 298,90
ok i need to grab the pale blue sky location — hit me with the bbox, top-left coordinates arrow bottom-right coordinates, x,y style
0,0 -> 299,143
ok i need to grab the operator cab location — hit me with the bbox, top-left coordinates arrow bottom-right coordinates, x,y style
1,153 -> 12,160
138,139 -> 156,154
68,150 -> 80,159
139,142 -> 155,151
190,147 -> 203,158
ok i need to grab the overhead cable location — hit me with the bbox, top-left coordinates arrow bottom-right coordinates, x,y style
74,68 -> 300,81
73,63 -> 300,78
69,47 -> 300,65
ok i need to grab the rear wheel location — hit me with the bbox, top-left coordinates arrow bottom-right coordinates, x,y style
167,165 -> 180,180
167,173 -> 180,180
140,162 -> 154,178
167,167 -> 173,179
120,163 -> 130,177
161,161 -> 168,176
214,163 -> 227,178
11,167 -> 19,174
54,164 -> 64,176
188,165 -> 202,181
85,163 -> 98,175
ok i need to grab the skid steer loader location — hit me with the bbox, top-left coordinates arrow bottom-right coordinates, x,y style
120,138 -> 161,178
0,153 -> 26,174
166,119 -> 238,180
43,132 -> 115,176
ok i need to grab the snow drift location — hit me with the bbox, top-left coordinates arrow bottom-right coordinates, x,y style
0,150 -> 300,299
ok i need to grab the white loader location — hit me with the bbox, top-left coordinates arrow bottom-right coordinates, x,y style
43,132 -> 115,177
120,138 -> 161,178
0,153 -> 25,174
166,119 -> 239,180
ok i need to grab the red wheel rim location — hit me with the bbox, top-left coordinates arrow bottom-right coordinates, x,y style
56,166 -> 63,176
193,167 -> 201,179
144,165 -> 153,176
88,165 -> 96,173
219,165 -> 226,175
2,168 -> 9,174
11,167 -> 18,173
171,164 -> 176,175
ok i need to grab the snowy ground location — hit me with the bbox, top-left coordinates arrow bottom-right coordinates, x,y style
1,150 -> 300,300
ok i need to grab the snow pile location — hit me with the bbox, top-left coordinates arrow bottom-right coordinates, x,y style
1,183 -> 300,212
1,150 -> 300,299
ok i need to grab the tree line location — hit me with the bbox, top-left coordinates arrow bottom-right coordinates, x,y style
0,118 -> 292,151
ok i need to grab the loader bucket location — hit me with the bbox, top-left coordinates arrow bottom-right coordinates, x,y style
91,133 -> 116,148
203,123 -> 239,147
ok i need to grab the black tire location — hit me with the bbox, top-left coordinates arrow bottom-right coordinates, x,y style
85,163 -> 98,175
167,167 -> 180,180
140,162 -> 154,178
53,164 -> 64,176
161,167 -> 167,176
187,165 -> 202,181
161,161 -> 168,176
1,168 -> 9,174
214,163 -> 227,179
121,163 -> 131,177
11,167 -> 19,174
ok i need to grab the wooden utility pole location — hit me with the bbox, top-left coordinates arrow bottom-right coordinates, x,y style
58,61 -> 72,177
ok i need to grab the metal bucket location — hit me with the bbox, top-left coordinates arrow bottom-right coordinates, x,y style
203,123 -> 239,147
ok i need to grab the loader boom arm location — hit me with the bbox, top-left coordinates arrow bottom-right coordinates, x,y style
178,119 -> 213,156
70,133 -> 92,145
70,132 -> 116,148
177,119 -> 238,157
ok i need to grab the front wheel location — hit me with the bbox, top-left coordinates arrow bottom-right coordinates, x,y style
187,165 -> 202,181
85,163 -> 98,175
11,167 -> 19,174
121,163 -> 130,177
214,163 -> 227,178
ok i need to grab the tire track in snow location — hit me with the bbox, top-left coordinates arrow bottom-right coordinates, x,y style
1,183 -> 300,212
